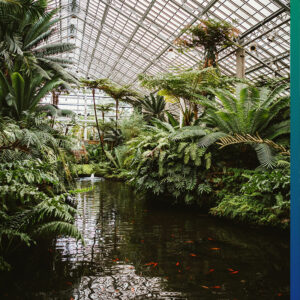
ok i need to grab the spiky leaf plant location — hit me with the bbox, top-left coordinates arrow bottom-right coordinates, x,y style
195,83 -> 290,168
139,93 -> 166,121
0,0 -> 78,83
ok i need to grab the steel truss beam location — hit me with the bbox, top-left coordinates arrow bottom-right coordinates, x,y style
85,1 -> 110,76
74,16 -> 167,72
215,10 -> 289,74
245,49 -> 284,77
245,51 -> 290,75
271,0 -> 290,11
108,0 -> 156,76
52,0 -> 290,86
131,0 -> 224,83
218,17 -> 290,63
91,0 -> 203,68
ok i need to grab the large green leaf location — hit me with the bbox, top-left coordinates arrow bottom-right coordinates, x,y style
11,72 -> 25,115
29,78 -> 62,111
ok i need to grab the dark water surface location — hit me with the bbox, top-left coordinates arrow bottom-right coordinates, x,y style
1,179 -> 289,299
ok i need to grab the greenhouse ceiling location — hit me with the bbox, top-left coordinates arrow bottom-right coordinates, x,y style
47,0 -> 290,88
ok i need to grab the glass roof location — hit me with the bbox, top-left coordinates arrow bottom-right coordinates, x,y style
47,0 -> 290,88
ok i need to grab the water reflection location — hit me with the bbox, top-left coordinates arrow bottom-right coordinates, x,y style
0,180 -> 289,299
53,180 -> 289,300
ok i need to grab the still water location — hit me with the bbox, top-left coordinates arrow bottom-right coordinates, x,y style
1,179 -> 289,299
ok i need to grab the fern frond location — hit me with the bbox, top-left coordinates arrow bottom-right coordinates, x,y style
171,126 -> 206,141
33,221 -> 83,241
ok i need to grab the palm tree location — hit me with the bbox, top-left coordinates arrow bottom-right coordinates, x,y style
195,83 -> 290,167
95,80 -> 141,127
82,78 -> 141,128
138,67 -> 240,122
174,19 -> 239,68
0,0 -> 77,84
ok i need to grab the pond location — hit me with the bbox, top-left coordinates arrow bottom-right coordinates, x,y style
0,179 -> 289,299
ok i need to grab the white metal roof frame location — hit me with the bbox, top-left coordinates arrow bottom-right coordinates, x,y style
47,0 -> 290,88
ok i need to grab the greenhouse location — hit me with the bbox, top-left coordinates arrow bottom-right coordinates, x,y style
0,0 -> 291,299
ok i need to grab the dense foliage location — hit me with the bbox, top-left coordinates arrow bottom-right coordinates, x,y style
83,77 -> 290,229
0,4 -> 290,277
210,164 -> 290,228
0,0 -> 82,272
0,115 -> 82,271
0,0 -> 77,120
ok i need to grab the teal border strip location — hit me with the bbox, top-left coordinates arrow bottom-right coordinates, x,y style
291,1 -> 300,299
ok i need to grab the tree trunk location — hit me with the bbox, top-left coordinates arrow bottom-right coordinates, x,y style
115,99 -> 119,129
92,89 -> 105,154
193,103 -> 198,120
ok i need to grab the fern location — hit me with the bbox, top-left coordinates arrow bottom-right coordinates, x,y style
171,126 -> 206,141
33,221 -> 82,241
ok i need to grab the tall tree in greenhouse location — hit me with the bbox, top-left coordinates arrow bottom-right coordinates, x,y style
139,67 -> 239,126
174,19 -> 239,118
95,80 -> 141,128
175,19 -> 239,68
95,103 -> 115,122
81,79 -> 106,154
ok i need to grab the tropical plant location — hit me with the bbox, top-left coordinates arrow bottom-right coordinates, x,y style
0,0 -> 77,83
121,119 -> 212,205
210,164 -> 290,228
139,93 -> 166,121
82,78 -> 141,127
81,80 -> 105,153
104,127 -> 124,147
195,83 -> 290,168
0,71 -> 71,119
139,67 -> 242,121
94,80 -> 141,123
36,104 -> 76,119
95,103 -> 115,121
0,115 -> 83,271
0,162 -> 83,271
0,114 -> 77,180
174,18 -> 239,67
105,146 -> 129,170
0,0 -> 78,120
119,112 -> 145,141
216,133 -> 290,156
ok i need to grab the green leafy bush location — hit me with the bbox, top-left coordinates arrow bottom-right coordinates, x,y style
210,166 -> 290,228
0,116 -> 82,271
